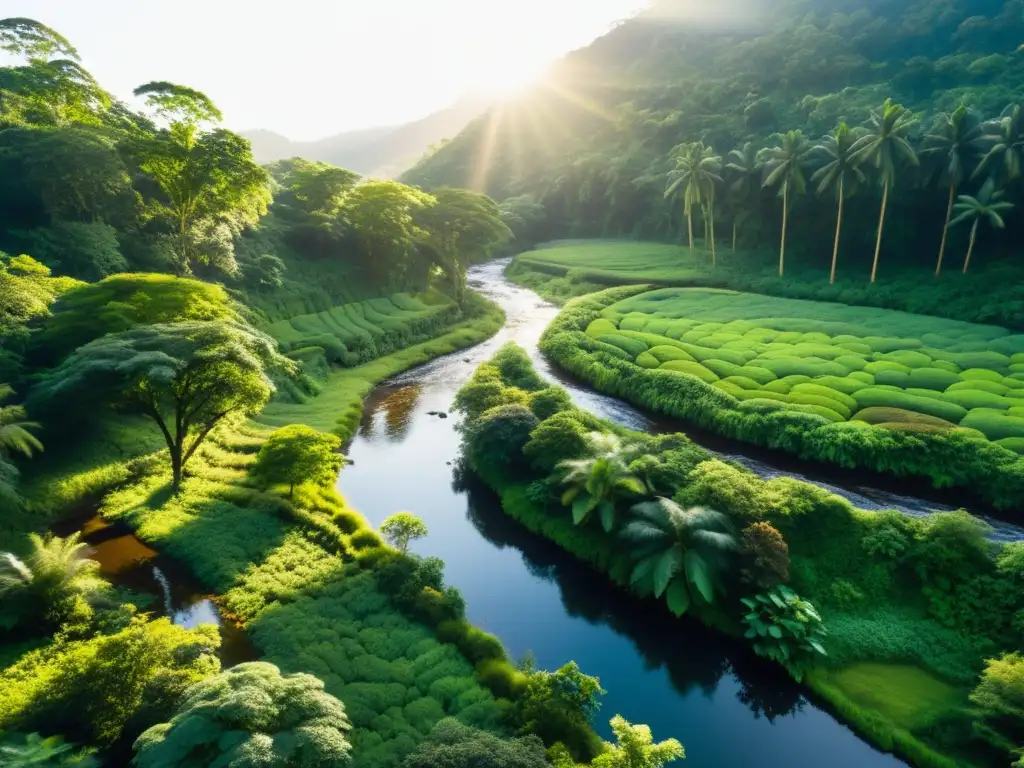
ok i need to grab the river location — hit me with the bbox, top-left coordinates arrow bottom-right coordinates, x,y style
335,258 -> 1006,767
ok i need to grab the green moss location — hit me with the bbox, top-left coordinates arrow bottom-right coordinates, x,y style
595,333 -> 648,358
825,663 -> 965,732
648,345 -> 697,364
659,359 -> 720,383
960,410 -> 1024,441
703,359 -> 742,379
790,383 -> 858,412
875,370 -> 911,388
585,319 -> 618,337
995,437 -> 1024,454
940,389 -> 1014,412
907,368 -> 962,391
851,388 -> 969,423
812,375 -> 869,395
635,351 -> 661,369
876,350 -> 934,369
734,365 -> 778,384
960,367 -> 1006,383
722,375 -> 763,391
864,360 -> 913,376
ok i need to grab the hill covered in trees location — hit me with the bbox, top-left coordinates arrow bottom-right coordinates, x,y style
403,0 -> 1024,275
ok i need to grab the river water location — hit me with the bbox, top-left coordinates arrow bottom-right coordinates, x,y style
336,258 -> 1016,767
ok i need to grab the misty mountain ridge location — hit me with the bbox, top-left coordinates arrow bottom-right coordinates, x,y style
243,93 -> 493,178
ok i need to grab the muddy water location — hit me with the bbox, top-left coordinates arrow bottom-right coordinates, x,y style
52,511 -> 256,666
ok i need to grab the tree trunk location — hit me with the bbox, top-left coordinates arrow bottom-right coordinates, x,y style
732,220 -> 737,253
779,185 -> 788,277
870,180 -> 889,284
289,482 -> 294,498
709,203 -> 717,266
936,182 -> 955,276
171,445 -> 183,489
830,178 -> 844,285
963,219 -> 978,274
687,208 -> 694,254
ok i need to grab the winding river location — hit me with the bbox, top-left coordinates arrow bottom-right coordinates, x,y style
337,258 -> 1024,767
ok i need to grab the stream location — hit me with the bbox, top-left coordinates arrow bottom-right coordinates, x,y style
337,259 -> 1023,767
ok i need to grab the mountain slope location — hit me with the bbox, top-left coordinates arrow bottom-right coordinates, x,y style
401,0 -> 1024,262
243,93 -> 492,178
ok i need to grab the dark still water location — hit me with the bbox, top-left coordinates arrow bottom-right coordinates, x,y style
336,260 -> 911,767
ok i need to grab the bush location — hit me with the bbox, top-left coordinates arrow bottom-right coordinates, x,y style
463,404 -> 540,475
401,718 -> 548,768
740,522 -> 790,590
529,387 -> 574,420
251,424 -> 343,496
741,586 -> 827,682
132,662 -> 353,767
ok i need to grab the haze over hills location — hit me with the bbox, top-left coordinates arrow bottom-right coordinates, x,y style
243,93 -> 493,178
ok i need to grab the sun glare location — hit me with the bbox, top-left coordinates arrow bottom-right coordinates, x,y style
470,58 -> 548,96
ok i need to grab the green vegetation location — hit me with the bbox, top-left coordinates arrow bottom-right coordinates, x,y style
508,241 -> 1024,328
538,285 -> 1024,510
133,661 -> 353,767
455,343 -> 1024,767
589,716 -> 684,768
0,732 -> 99,767
401,718 -> 548,768
380,513 -> 429,554
251,425 -> 344,497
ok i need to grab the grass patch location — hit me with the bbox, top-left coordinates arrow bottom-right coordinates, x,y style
827,663 -> 965,731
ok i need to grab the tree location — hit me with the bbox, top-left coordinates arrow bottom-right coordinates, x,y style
620,499 -> 736,616
590,716 -> 684,768
418,187 -> 511,300
0,18 -> 79,63
724,141 -> 762,252
251,424 -> 343,497
402,718 -> 549,768
129,84 -> 269,276
740,522 -> 790,590
33,321 -> 291,488
0,532 -> 105,628
557,432 -> 645,532
340,181 -> 436,285
811,123 -> 865,284
133,662 -> 351,768
949,179 -> 1013,274
665,142 -> 721,257
975,104 -> 1024,184
850,99 -> 919,283
380,512 -> 429,554
0,384 -> 41,458
922,106 -> 984,275
760,130 -> 810,277
970,652 -> 1024,755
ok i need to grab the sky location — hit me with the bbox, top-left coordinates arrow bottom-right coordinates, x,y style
6,1 -> 648,140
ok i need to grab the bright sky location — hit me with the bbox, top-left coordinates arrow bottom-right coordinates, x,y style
5,1 -> 648,140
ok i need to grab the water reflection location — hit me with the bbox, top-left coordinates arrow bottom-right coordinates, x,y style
360,383 -> 424,441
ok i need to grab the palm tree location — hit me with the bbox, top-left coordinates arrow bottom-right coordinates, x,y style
665,142 -> 722,260
760,131 -> 810,276
811,123 -> 866,284
0,532 -> 106,623
558,432 -> 646,532
850,99 -> 919,283
621,498 -> 737,616
0,385 -> 42,459
949,179 -> 1014,274
974,103 -> 1024,184
922,105 -> 984,275
725,142 -> 762,252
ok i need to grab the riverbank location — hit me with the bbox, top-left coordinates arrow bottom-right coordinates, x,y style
453,342 -> 1020,768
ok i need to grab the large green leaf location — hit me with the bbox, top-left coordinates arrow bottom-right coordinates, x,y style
572,494 -> 597,525
652,546 -> 682,598
684,549 -> 714,603
598,499 -> 616,533
630,554 -> 660,587
665,578 -> 692,616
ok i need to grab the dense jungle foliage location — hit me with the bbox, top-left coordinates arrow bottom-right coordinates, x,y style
406,0 -> 1024,287
455,343 -> 1024,768
537,284 -> 1024,512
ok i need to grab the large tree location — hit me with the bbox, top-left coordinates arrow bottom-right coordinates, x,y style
251,424 -> 343,498
811,123 -> 865,284
975,104 -> 1024,185
0,18 -> 78,63
850,99 -> 919,283
760,130 -> 810,277
724,141 -> 762,252
418,187 -> 511,300
665,142 -> 720,257
33,321 -> 291,488
129,82 -> 269,276
591,716 -> 685,768
341,180 -> 435,285
922,106 -> 984,275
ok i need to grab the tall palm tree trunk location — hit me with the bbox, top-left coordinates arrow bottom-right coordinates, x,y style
870,181 -> 889,284
963,219 -> 979,274
686,207 -> 694,254
709,203 -> 717,266
936,182 -> 955,276
779,185 -> 788,277
732,220 -> 737,253
830,178 -> 844,285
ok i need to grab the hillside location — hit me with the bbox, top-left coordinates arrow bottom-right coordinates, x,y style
403,0 -> 1024,271
243,93 -> 492,178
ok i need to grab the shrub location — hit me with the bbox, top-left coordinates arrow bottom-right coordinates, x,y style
740,522 -> 790,590
659,360 -> 719,383
132,662 -> 352,768
941,389 -> 1014,411
596,333 -> 648,358
251,424 -> 343,497
851,388 -> 968,423
907,368 -> 963,391
649,345 -> 697,364
969,652 -> 1024,753
851,408 -> 957,429
401,718 -> 548,768
464,404 -> 540,475
960,411 -> 1024,440
523,412 -> 594,473
741,586 -> 827,682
